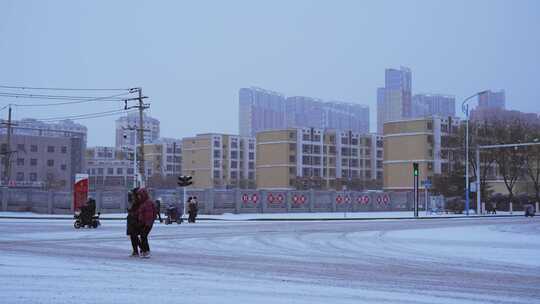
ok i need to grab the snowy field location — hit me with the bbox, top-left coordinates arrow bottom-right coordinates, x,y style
1,217 -> 539,304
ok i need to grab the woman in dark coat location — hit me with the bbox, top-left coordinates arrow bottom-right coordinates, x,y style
126,188 -> 141,257
136,187 -> 157,258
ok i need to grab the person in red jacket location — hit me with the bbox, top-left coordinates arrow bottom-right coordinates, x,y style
136,188 -> 157,258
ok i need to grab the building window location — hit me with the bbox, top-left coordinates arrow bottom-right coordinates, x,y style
29,173 -> 37,182
127,168 -> 134,175
213,160 -> 220,168
47,146 -> 55,153
16,172 -> 24,181
231,151 -> 238,159
289,167 -> 296,174
289,132 -> 295,139
230,171 -> 238,179
289,143 -> 296,151
231,161 -> 238,168
30,145 -> 38,152
17,158 -> 24,166
213,140 -> 220,148
248,172 -> 254,180
61,164 -> 67,171
289,155 -> 296,163
427,122 -> 433,130
213,150 -> 221,158
248,162 -> 254,170
213,170 -> 220,179
117,168 -> 123,175
61,146 -> 67,154
97,168 -> 104,175
30,158 -> 37,166
248,152 -> 254,160
47,159 -> 54,167
17,144 -> 25,151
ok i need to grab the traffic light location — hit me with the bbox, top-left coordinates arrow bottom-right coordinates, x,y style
177,175 -> 193,187
413,162 -> 419,177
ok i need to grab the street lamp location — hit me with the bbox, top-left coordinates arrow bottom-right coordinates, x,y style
461,90 -> 488,216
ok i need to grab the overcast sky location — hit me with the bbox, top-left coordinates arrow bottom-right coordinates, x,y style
1,0 -> 539,146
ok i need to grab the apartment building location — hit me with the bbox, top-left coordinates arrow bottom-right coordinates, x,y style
239,87 -> 370,137
0,134 -> 80,190
256,128 -> 383,190
115,112 -> 160,150
85,146 -> 152,190
182,133 -> 256,189
377,67 -> 413,133
383,116 -> 460,190
0,122 -> 86,191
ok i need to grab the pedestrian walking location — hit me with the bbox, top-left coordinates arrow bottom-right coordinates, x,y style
126,188 -> 141,257
155,198 -> 163,223
136,188 -> 157,258
187,196 -> 199,223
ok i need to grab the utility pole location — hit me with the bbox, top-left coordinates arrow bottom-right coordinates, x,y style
124,88 -> 149,187
137,88 -> 146,186
1,105 -> 17,185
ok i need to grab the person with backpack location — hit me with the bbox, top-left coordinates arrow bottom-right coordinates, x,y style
136,188 -> 157,258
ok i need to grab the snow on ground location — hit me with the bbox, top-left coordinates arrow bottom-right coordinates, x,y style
0,217 -> 539,303
0,210 -> 525,220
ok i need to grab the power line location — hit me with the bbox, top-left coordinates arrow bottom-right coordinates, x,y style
0,91 -> 130,101
5,92 -> 132,107
0,85 -> 132,92
35,109 -> 132,122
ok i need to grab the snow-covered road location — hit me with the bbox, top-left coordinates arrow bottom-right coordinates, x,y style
1,217 -> 539,303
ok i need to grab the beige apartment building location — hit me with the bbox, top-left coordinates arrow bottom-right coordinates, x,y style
182,133 -> 256,189
256,128 -> 383,190
383,116 -> 460,190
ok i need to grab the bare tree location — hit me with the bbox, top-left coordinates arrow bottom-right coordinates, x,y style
457,121 -> 497,200
523,128 -> 540,201
492,121 -> 528,200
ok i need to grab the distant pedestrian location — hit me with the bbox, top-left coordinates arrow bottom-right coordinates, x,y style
136,188 -> 157,258
126,188 -> 141,257
491,202 -> 497,215
187,196 -> 198,223
155,198 -> 163,223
